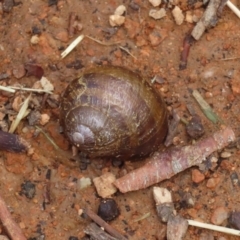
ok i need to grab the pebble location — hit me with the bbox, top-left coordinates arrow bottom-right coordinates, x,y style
109,15 -> 125,27
167,215 -> 188,240
172,6 -> 184,25
220,151 -> 231,158
20,180 -> 36,199
12,64 -> 26,79
185,11 -> 193,23
206,177 -> 220,189
93,172 -> 117,198
40,113 -> 50,126
153,187 -> 172,205
191,169 -> 205,183
97,198 -> 120,221
210,206 -> 229,225
77,177 -> 91,190
149,0 -> 162,7
229,211 -> 240,229
114,5 -> 126,16
149,8 -> 166,20
30,35 -> 40,45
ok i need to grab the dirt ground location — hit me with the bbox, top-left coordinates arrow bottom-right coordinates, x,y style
1,0 -> 240,239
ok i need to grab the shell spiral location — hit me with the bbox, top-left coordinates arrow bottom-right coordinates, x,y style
60,66 -> 168,159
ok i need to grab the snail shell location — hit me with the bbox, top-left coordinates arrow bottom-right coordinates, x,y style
60,66 -> 168,159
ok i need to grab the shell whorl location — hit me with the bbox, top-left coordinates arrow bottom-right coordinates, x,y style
60,66 -> 168,159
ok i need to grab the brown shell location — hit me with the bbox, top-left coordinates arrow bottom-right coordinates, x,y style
60,66 -> 168,159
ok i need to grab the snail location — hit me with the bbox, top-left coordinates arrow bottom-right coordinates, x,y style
60,66 -> 168,160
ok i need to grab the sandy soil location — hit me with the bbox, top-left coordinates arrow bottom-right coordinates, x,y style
1,0 -> 240,239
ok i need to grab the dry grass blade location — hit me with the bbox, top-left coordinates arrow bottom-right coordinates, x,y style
9,94 -> 31,133
35,126 -> 60,150
10,86 -> 53,94
119,46 -> 137,59
226,1 -> 240,18
61,34 -> 85,59
0,85 -> 16,93
85,35 -> 122,46
192,89 -> 221,124
188,219 -> 240,236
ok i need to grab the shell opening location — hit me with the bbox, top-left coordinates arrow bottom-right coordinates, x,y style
72,125 -> 95,145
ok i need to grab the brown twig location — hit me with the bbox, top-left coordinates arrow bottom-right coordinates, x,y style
164,109 -> 180,147
114,126 -> 235,193
68,12 -> 78,38
0,194 -> 27,240
83,208 -> 127,240
0,131 -> 30,152
191,0 -> 222,40
179,34 -> 195,70
85,223 -> 119,240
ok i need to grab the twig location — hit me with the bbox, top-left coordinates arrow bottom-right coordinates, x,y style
119,46 -> 137,59
179,34 -> 195,70
10,86 -> 53,94
192,89 -> 222,124
83,208 -> 127,240
61,34 -> 85,59
133,212 -> 151,222
164,109 -> 181,147
0,85 -> 15,93
35,126 -> 60,150
191,0 -> 222,40
9,94 -> 31,133
0,193 -> 27,240
188,219 -> 240,236
85,35 -> 122,46
226,0 -> 240,18
84,223 -> 118,240
0,131 -> 30,152
114,126 -> 235,193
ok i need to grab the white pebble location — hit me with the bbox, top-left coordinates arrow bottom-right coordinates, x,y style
77,177 -> 92,190
109,15 -> 125,27
149,8 -> 166,20
93,172 -> 117,198
114,5 -> 126,16
149,0 -> 161,7
221,151 -> 231,158
185,11 -> 193,23
172,6 -> 184,25
153,187 -> 172,205
30,35 -> 39,45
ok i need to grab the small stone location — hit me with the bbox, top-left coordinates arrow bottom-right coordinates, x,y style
206,177 -> 220,189
109,15 -> 125,27
167,215 -> 188,240
210,206 -> 229,225
185,11 -> 193,23
40,113 -> 50,125
192,169 -> 205,183
149,0 -> 161,7
97,198 -> 120,221
93,172 -> 117,198
229,211 -> 240,229
77,177 -> 92,190
30,35 -> 40,45
153,187 -> 172,205
114,5 -> 126,16
220,151 -> 231,158
172,6 -> 184,25
20,180 -> 36,199
12,64 -> 26,79
149,8 -> 166,20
